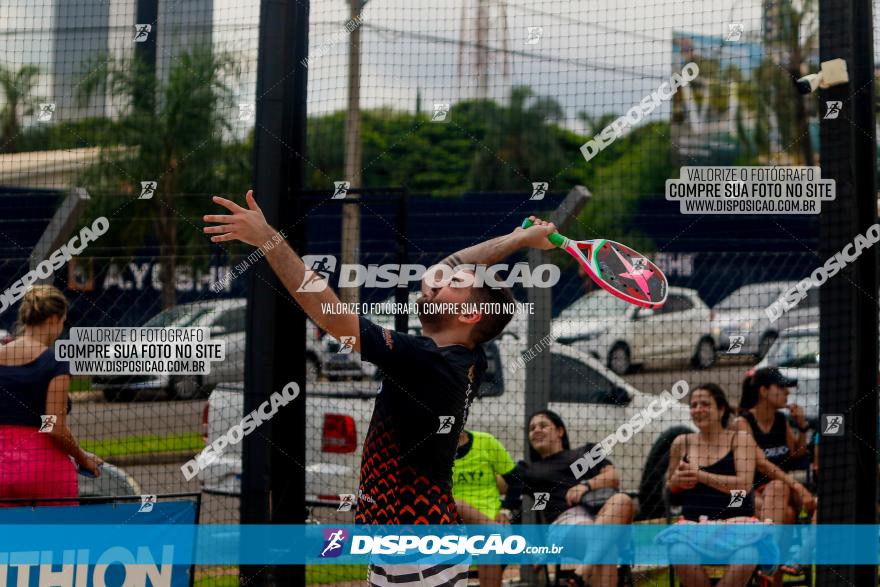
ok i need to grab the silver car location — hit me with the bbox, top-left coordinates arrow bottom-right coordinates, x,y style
753,323 -> 820,422
93,299 -> 328,401
711,280 -> 819,358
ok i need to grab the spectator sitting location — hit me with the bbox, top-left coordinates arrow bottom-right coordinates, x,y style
452,429 -> 518,587
0,286 -> 101,507
503,410 -> 634,587
735,368 -> 816,584
662,383 -> 770,587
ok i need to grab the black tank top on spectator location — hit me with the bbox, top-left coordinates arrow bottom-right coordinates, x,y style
742,411 -> 790,483
0,348 -> 71,428
680,433 -> 754,521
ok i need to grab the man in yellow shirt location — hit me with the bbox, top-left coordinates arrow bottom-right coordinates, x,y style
453,429 -> 517,587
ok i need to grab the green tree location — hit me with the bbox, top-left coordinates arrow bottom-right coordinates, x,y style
0,64 -> 40,153
468,86 -> 564,190
77,46 -> 244,308
577,111 -> 619,136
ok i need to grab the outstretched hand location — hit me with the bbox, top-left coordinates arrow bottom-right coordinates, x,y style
515,216 -> 558,251
204,190 -> 275,247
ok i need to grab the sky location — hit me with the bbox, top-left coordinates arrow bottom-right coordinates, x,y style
211,0 -> 818,132
0,0 -> 877,135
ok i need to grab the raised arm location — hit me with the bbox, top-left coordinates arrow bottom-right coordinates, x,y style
438,215 -> 557,268
205,196 -> 558,348
204,191 -> 360,350
422,216 -> 558,291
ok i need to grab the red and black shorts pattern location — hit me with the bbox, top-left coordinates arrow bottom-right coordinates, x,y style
356,424 -> 460,525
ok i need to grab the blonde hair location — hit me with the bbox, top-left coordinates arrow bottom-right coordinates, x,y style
16,285 -> 68,331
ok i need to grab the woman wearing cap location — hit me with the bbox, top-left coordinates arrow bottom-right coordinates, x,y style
0,286 -> 102,506
735,367 -> 815,524
735,367 -> 815,585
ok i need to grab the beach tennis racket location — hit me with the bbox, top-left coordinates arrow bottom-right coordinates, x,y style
521,218 -> 667,309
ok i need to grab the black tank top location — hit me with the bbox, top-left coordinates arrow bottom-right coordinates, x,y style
742,411 -> 790,481
680,433 -> 755,521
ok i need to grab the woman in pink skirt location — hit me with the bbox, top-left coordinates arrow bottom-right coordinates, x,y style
0,285 -> 101,506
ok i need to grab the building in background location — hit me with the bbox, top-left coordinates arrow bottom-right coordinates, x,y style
0,0 -> 216,135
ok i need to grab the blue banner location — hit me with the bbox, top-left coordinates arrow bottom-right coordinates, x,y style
0,501 -> 196,587
0,523 -> 878,566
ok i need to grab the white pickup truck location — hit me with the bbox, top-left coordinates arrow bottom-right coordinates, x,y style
199,328 -> 694,517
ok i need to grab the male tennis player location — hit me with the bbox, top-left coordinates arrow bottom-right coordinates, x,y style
204,191 -> 556,585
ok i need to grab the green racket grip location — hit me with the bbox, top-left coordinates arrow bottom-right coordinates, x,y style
520,218 -> 566,248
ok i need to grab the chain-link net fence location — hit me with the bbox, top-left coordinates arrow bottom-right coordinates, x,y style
0,0 -> 877,585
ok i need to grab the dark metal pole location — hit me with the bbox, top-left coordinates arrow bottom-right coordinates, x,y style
520,186 -> 589,585
817,0 -> 877,584
395,190 -> 409,333
133,0 -> 157,113
241,0 -> 308,585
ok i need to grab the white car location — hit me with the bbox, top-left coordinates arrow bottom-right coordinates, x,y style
93,299 -> 327,401
711,280 -> 819,358
753,322 -> 820,422
201,329 -> 694,513
551,287 -> 715,374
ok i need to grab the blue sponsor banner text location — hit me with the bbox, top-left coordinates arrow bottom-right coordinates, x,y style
0,524 -> 879,566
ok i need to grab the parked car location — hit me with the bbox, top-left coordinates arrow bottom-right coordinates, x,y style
200,328 -> 694,514
551,287 -> 716,374
711,280 -> 819,359
753,322 -> 820,423
94,299 -> 328,401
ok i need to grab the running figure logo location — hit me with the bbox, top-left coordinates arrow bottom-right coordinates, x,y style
138,494 -> 157,513
297,255 -> 337,292
239,104 -> 255,121
526,26 -> 543,44
726,335 -> 745,354
821,414 -> 844,436
37,103 -> 56,122
338,336 -> 356,354
432,103 -> 450,122
824,101 -> 842,119
530,182 -> 548,200
332,181 -> 350,199
320,529 -> 348,558
437,416 -> 456,434
133,24 -> 152,42
725,23 -> 743,41
532,492 -> 550,511
139,181 -> 157,200
337,494 -> 355,512
727,489 -> 746,508
39,415 -> 56,433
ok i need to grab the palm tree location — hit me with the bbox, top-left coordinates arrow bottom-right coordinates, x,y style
77,46 -> 243,309
469,85 -> 564,190
770,0 -> 818,164
0,64 -> 40,153
578,111 -> 619,136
